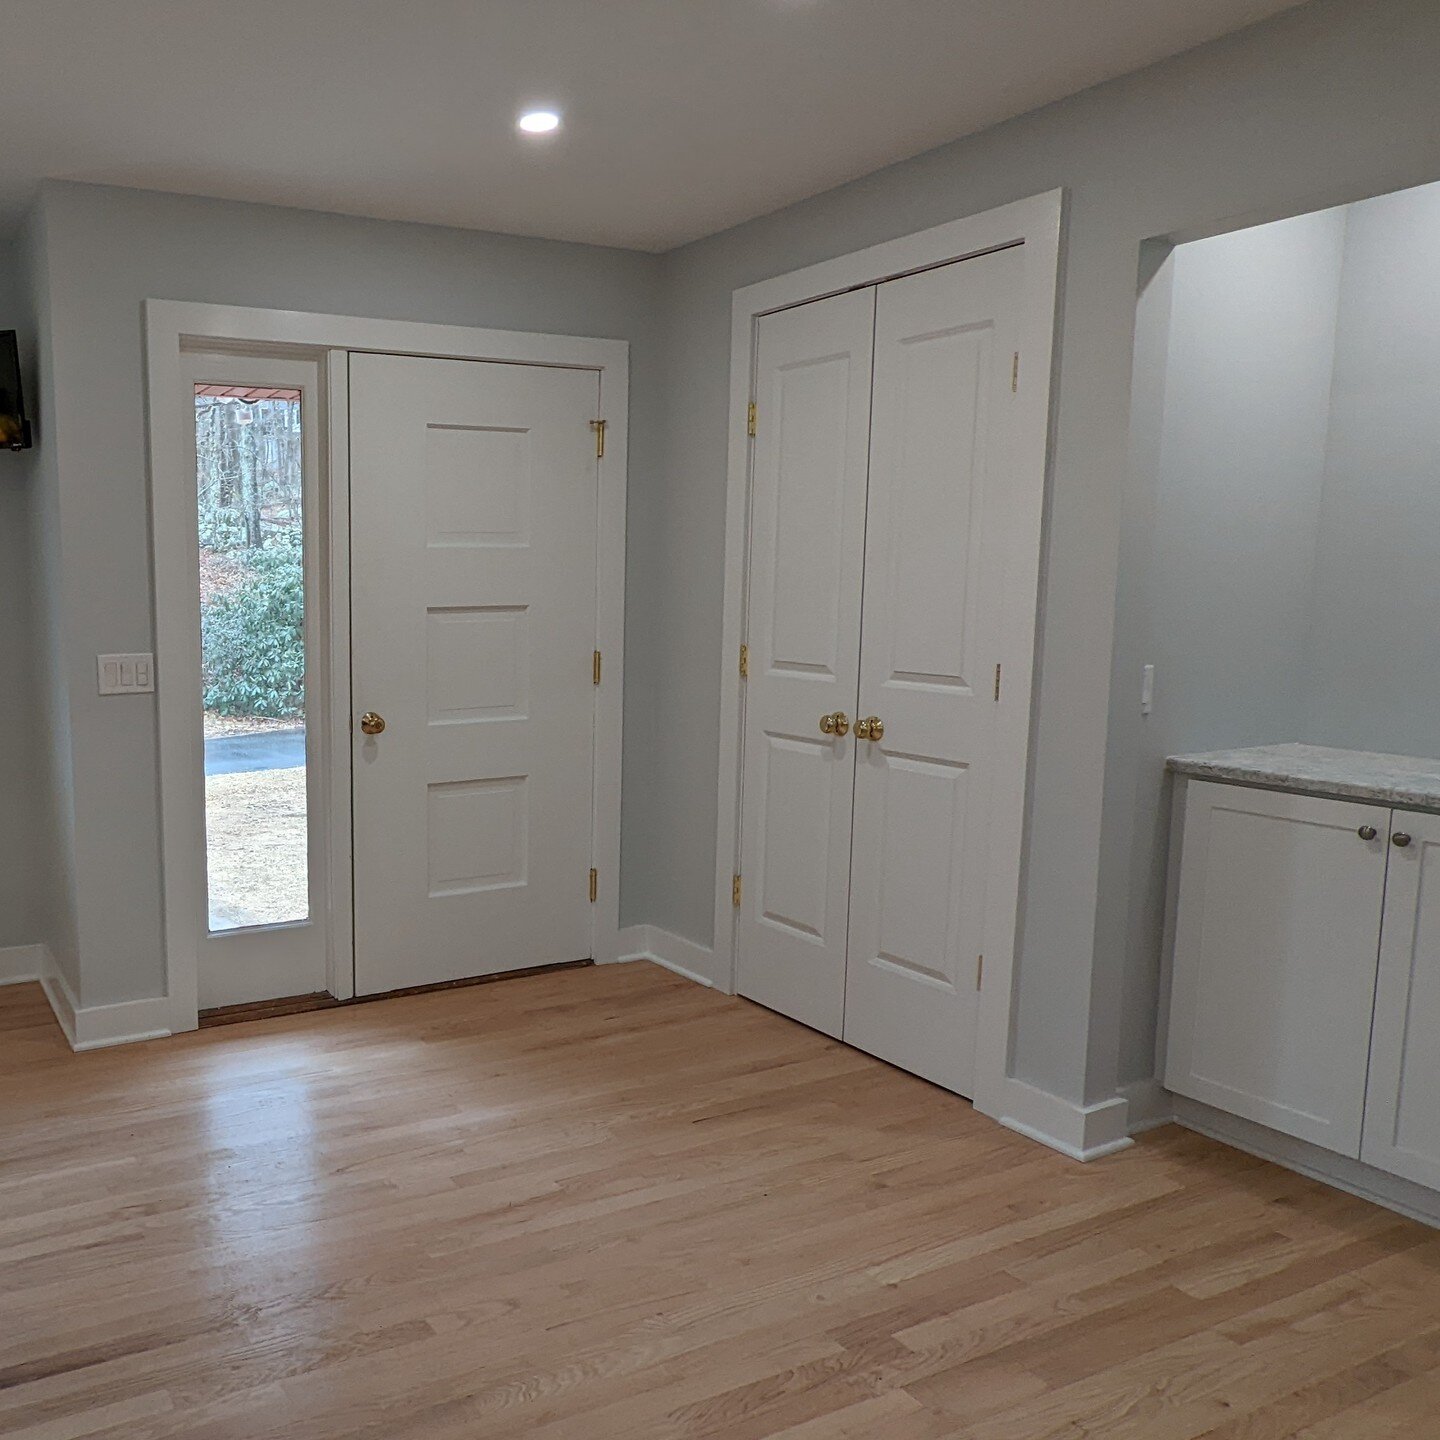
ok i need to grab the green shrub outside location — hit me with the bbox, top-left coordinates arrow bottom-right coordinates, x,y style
200,529 -> 305,718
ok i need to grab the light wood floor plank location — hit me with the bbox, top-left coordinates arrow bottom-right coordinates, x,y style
4,963 -> 1438,1438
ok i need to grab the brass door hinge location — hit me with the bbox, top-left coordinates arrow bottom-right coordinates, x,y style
593,650 -> 602,686
590,419 -> 607,459
1011,353 -> 1019,394
732,874 -> 742,908
739,643 -> 749,680
993,663 -> 1002,702
589,868 -> 598,903
747,401 -> 757,438
976,954 -> 984,990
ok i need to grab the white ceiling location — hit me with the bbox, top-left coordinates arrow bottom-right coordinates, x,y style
3,0 -> 1305,252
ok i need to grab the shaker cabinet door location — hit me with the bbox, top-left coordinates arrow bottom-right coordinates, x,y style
1165,781 -> 1389,1156
1362,811 -> 1440,1188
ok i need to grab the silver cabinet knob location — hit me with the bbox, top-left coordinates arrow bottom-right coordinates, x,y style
1393,832 -> 1413,848
1358,825 -> 1378,841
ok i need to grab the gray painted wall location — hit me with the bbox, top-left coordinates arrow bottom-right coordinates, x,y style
1106,211 -> 1346,1087
0,241 -> 38,948
1303,183 -> 1440,754
33,181 -> 664,1006
656,0 -> 1440,1104
0,209 -> 74,972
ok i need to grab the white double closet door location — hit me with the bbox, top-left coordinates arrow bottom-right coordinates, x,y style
737,246 -> 1021,1096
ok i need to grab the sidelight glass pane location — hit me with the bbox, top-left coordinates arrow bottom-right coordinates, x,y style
195,383 -> 309,932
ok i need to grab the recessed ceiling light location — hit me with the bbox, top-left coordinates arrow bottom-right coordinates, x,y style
518,110 -> 561,135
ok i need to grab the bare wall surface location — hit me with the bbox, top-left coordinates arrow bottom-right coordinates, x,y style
36,181 -> 665,1007
656,0 -> 1440,1104
1302,182 -> 1440,753
1104,212 -> 1346,1089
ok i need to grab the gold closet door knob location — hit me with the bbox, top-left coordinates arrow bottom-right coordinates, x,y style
819,711 -> 850,738
360,711 -> 386,736
857,716 -> 884,742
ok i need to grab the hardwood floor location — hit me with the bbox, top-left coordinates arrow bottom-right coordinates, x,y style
4,963 -> 1439,1439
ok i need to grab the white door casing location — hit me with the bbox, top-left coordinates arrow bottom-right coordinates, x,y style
350,353 -> 600,995
1363,810 -> 1440,1189
149,303 -> 627,1038
714,195 -> 1063,1136
736,289 -> 876,1037
1165,780 -> 1388,1157
841,248 -> 1022,1096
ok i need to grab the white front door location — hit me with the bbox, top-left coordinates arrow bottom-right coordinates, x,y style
842,247 -> 1022,1096
350,353 -> 600,995
735,289 -> 876,1036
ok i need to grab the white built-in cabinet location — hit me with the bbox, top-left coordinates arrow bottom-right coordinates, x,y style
736,245 -> 1026,1098
1166,777 -> 1440,1190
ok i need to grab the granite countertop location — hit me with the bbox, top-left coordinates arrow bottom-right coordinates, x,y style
1166,743 -> 1440,810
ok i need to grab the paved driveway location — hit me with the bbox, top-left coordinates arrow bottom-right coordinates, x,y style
204,726 -> 306,776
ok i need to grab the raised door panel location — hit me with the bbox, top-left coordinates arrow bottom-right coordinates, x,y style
1362,811 -> 1440,1188
1165,780 -> 1388,1156
351,353 -> 599,995
736,289 -> 875,1037
766,356 -> 854,678
843,248 -> 1021,1095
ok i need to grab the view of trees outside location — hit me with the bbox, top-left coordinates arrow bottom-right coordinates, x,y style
196,386 -> 310,932
196,389 -> 306,723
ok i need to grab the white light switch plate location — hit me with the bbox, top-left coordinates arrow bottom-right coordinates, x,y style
98,653 -> 155,695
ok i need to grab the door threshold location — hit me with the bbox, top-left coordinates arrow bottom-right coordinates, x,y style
199,992 -> 342,1027
351,957 -> 594,1005
198,958 -> 595,1028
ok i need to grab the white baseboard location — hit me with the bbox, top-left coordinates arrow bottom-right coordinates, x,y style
1120,1076 -> 1176,1135
38,955 -> 76,1045
0,943 -> 47,986
606,925 -> 717,989
995,1078 -> 1135,1162
36,949 -> 175,1052
1174,1097 -> 1440,1230
604,924 -> 650,964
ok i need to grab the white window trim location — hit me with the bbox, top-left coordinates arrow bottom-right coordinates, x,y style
711,191 -> 1064,1128
146,301 -> 629,1033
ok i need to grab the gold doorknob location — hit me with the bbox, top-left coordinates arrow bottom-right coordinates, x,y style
360,711 -> 386,736
819,711 -> 850,737
855,715 -> 885,742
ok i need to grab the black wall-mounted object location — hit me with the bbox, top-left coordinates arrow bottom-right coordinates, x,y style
0,330 -> 32,452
